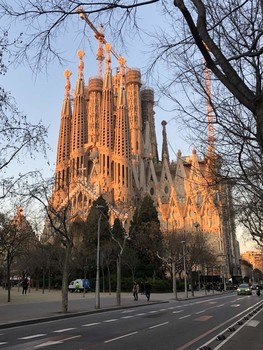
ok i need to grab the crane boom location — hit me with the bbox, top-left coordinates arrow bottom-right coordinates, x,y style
77,7 -> 121,62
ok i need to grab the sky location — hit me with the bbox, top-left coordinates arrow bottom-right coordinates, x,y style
1,3 -> 257,253
2,3 -> 189,178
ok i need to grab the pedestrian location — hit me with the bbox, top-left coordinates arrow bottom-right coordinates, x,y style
75,280 -> 80,293
22,277 -> 28,295
132,282 -> 139,301
144,281 -> 151,301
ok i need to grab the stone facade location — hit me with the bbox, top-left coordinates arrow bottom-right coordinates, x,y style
52,46 -> 240,278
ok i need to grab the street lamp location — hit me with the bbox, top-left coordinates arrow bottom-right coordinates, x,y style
95,205 -> 104,309
181,240 -> 188,299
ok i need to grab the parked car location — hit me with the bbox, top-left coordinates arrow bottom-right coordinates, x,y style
68,279 -> 90,293
236,283 -> 252,295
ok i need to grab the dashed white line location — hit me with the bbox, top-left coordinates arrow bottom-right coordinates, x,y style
121,310 -> 135,313
34,336 -> 81,348
179,315 -> 191,319
82,322 -> 100,327
135,313 -> 146,316
0,342 -> 7,346
34,341 -> 62,348
103,319 -> 118,323
104,331 -> 138,343
121,315 -> 134,319
149,322 -> 169,329
61,335 -> 81,341
19,334 -> 46,340
53,328 -> 76,333
196,310 -> 205,314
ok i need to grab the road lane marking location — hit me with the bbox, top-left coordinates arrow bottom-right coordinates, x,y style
34,341 -> 62,348
192,301 -> 263,350
0,343 -> 7,345
104,331 -> 138,343
149,310 -> 158,313
103,319 -> 118,322
194,315 -> 213,321
53,328 -> 76,333
135,313 -> 146,316
247,320 -> 260,327
19,334 -> 46,339
82,322 -> 100,327
121,315 -> 134,319
195,310 -> 205,314
149,322 -> 169,329
121,310 -> 135,313
62,335 -> 81,341
230,304 -> 240,307
179,315 -> 191,319
34,335 -> 81,348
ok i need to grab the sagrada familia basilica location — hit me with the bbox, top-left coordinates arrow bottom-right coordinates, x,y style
52,23 -> 240,280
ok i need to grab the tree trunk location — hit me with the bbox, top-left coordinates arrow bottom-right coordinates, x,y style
172,262 -> 178,299
256,103 -> 263,155
107,262 -> 111,295
61,242 -> 71,313
191,272 -> 194,296
48,268 -> 51,292
101,255 -> 105,293
116,255 -> 121,306
7,256 -> 11,303
42,269 -> 45,294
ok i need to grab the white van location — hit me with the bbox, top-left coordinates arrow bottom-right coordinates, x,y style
68,279 -> 90,293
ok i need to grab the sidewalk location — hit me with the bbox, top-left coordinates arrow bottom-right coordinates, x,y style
0,287 -> 222,329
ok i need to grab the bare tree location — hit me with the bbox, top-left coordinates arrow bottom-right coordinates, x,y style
0,29 -> 48,201
24,174 -> 76,313
1,1 -> 263,243
0,208 -> 36,302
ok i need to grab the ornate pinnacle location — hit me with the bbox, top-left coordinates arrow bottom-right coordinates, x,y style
64,69 -> 72,95
77,50 -> 85,77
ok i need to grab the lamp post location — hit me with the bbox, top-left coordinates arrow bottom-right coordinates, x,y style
181,240 -> 188,299
95,205 -> 104,309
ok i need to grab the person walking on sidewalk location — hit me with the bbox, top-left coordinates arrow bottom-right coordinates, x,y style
144,281 -> 151,301
22,277 -> 29,295
75,281 -> 80,293
132,282 -> 139,301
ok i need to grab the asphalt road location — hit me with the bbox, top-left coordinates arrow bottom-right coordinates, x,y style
0,292 -> 262,349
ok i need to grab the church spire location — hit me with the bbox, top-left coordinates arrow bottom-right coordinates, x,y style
70,50 -> 88,179
114,56 -> 130,158
99,43 -> 114,151
113,56 -> 132,203
126,68 -> 142,163
55,69 -> 72,189
161,120 -> 169,162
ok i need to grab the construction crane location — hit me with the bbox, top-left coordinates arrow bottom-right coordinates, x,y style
203,44 -> 215,153
77,7 -> 123,75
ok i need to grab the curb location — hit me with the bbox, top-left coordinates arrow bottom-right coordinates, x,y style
0,300 -> 168,330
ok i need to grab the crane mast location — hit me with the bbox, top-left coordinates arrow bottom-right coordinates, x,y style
77,7 -> 122,75
203,47 -> 215,153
